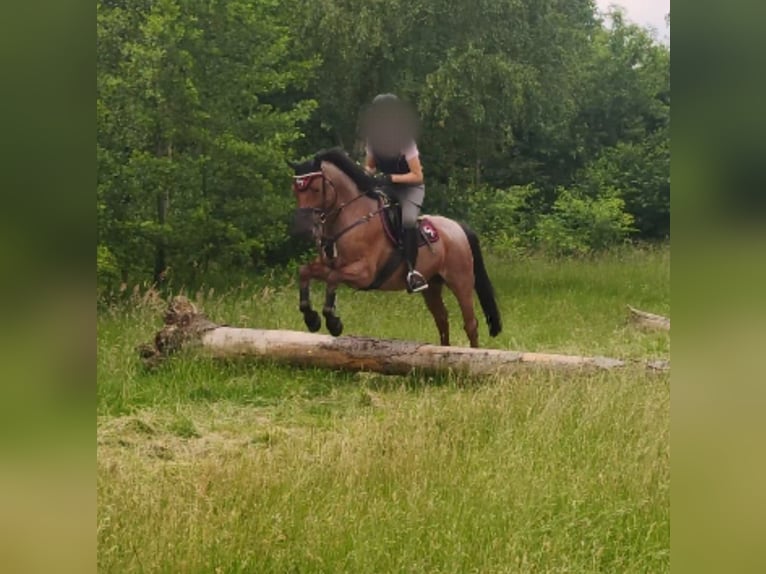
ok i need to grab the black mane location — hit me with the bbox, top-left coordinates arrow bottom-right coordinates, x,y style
291,156 -> 320,175
293,147 -> 375,193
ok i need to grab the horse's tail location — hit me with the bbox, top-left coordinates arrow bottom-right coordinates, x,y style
460,224 -> 502,337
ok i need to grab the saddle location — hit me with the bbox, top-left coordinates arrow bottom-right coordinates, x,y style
374,191 -> 440,249
352,191 -> 439,292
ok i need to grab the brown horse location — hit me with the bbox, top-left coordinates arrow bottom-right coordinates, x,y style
290,148 -> 501,348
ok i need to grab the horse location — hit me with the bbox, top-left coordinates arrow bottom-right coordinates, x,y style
289,148 -> 502,348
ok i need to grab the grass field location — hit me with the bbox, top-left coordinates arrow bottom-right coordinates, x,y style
97,247 -> 670,573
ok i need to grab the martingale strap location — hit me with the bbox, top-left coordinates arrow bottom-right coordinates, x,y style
321,197 -> 388,263
330,204 -> 386,243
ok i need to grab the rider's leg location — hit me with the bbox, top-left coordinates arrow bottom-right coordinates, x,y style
403,228 -> 427,293
400,185 -> 428,293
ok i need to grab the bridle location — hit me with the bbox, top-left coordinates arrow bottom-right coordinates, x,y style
292,168 -> 388,257
292,170 -> 342,222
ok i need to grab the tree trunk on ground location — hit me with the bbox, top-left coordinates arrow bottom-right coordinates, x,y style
627,305 -> 670,331
138,297 -> 669,375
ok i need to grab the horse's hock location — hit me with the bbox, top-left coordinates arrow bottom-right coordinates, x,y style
138,296 -> 669,375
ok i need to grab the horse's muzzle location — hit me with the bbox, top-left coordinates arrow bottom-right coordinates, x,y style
291,208 -> 316,238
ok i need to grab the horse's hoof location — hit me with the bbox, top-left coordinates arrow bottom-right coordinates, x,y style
304,310 -> 321,332
326,316 -> 344,337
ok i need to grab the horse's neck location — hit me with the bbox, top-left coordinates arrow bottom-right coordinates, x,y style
326,168 -> 378,231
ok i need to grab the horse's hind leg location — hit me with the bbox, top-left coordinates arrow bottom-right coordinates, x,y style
422,279 -> 449,346
448,278 -> 479,348
322,283 -> 343,336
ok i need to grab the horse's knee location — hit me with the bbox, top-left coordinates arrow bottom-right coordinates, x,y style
300,260 -> 325,282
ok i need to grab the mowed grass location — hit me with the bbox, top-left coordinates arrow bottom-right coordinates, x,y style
97,246 -> 669,573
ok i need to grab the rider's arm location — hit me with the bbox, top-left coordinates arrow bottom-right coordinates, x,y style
364,141 -> 377,174
364,152 -> 377,174
391,154 -> 423,185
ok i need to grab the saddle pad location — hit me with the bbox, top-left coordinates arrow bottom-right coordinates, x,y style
379,202 -> 440,247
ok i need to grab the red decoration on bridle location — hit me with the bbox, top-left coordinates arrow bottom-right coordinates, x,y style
292,171 -> 324,193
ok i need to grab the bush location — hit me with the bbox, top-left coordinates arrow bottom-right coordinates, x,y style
472,185 -> 539,249
428,178 -> 636,257
536,188 -> 634,256
433,179 -> 540,255
97,244 -> 121,294
576,129 -> 670,239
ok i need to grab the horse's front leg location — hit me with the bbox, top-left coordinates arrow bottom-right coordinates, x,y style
322,282 -> 343,336
320,260 -> 375,337
298,259 -> 325,332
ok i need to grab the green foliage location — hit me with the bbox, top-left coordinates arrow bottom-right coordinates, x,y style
97,0 -> 670,290
537,188 -> 635,256
97,244 -> 121,294
97,0 -> 317,287
447,183 -> 539,254
577,128 -> 670,238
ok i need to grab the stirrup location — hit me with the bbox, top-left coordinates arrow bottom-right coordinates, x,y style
407,270 -> 428,293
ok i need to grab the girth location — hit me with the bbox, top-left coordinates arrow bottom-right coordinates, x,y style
360,248 -> 403,291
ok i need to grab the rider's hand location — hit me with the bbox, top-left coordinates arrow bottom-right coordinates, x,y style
373,173 -> 392,187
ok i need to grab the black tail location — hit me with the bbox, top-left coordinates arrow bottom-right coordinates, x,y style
460,224 -> 502,337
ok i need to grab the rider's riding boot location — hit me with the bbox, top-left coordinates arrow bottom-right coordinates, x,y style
403,227 -> 428,293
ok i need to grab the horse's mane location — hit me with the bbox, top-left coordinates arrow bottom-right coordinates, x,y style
315,147 -> 376,193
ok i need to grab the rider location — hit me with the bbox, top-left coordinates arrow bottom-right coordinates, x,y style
363,93 -> 428,293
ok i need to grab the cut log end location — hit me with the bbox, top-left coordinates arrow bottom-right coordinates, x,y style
138,296 -> 220,368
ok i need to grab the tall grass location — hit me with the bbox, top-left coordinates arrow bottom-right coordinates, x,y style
98,248 -> 670,573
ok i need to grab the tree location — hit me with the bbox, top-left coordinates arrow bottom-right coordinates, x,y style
97,0 -> 671,291
97,0 -> 317,287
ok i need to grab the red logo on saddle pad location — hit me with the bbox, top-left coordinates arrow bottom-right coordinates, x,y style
420,220 -> 439,243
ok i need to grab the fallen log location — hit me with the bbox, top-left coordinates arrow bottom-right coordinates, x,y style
627,305 -> 670,332
138,297 -> 668,375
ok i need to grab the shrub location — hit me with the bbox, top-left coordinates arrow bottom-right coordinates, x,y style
576,130 -> 670,239
434,179 -> 540,254
97,244 -> 121,294
536,188 -> 634,256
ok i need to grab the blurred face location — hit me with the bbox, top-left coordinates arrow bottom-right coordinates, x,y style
361,99 -> 420,156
